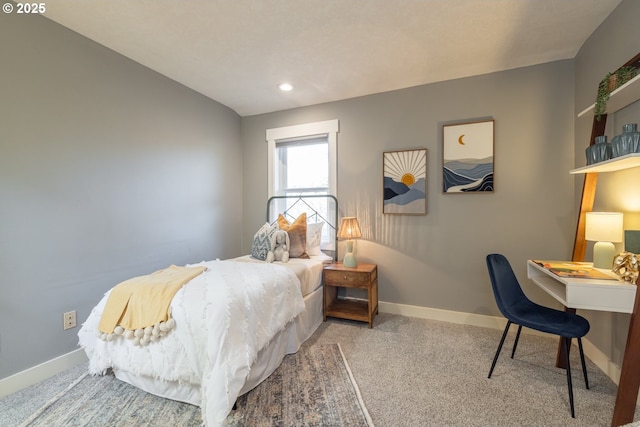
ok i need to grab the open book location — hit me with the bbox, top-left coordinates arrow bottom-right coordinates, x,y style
532,260 -> 619,280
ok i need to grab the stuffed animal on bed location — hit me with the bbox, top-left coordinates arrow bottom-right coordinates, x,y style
266,230 -> 290,263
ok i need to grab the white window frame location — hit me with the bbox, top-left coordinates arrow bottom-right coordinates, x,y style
266,119 -> 339,198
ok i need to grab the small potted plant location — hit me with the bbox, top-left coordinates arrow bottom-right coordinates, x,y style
595,65 -> 638,121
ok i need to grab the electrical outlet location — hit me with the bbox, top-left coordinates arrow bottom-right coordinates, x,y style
63,310 -> 76,330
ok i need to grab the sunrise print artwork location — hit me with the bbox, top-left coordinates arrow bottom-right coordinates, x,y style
383,148 -> 427,215
442,119 -> 494,193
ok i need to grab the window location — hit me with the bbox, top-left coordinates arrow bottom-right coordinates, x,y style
266,119 -> 338,198
274,136 -> 328,196
266,120 -> 339,250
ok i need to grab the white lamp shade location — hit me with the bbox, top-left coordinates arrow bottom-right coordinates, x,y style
585,212 -> 623,243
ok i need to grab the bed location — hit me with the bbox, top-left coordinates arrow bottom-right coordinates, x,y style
78,195 -> 338,427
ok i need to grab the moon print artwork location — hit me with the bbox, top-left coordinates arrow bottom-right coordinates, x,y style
383,148 -> 427,215
442,119 -> 494,193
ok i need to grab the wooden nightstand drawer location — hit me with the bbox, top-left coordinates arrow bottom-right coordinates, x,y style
324,269 -> 370,288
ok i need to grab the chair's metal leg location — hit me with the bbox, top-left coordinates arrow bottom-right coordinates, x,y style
511,325 -> 522,359
488,321 -> 511,379
578,338 -> 589,389
563,337 -> 576,418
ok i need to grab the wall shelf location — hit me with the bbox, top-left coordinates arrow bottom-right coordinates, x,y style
578,74 -> 640,118
570,153 -> 640,174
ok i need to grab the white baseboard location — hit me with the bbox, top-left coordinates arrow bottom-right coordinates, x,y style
0,302 -> 624,399
0,349 -> 87,398
379,300 -> 509,330
581,337 -> 622,384
378,300 -> 622,386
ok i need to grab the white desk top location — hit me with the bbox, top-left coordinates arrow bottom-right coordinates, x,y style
527,260 -> 636,314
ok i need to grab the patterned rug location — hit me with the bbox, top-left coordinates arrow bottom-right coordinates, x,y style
228,344 -> 373,427
19,344 -> 373,427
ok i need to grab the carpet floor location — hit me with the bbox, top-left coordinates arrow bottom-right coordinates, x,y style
306,313 -> 640,426
3,313 -> 640,426
6,344 -> 371,427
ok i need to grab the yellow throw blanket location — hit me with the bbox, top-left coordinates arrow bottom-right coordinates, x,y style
98,265 -> 206,334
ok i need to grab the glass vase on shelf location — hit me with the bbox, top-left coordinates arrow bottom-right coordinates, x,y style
612,123 -> 640,157
586,135 -> 611,164
611,133 -> 622,158
624,123 -> 640,153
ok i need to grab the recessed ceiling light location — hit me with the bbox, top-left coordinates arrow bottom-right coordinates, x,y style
278,83 -> 294,92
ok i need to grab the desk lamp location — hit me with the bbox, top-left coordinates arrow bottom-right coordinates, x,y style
337,217 -> 362,268
586,212 -> 623,269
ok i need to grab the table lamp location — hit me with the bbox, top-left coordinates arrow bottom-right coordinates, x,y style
337,217 -> 362,268
586,212 -> 623,269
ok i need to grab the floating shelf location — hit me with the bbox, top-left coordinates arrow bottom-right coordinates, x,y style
578,74 -> 640,118
570,153 -> 640,174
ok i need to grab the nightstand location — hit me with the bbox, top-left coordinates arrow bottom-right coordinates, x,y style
323,262 -> 378,328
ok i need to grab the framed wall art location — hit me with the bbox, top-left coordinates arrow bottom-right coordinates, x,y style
442,119 -> 494,193
383,148 -> 427,215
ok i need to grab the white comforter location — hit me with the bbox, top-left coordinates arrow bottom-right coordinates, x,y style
78,259 -> 305,426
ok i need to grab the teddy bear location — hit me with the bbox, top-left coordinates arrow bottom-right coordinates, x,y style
266,230 -> 290,263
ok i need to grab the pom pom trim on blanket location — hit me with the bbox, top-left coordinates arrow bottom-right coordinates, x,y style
97,318 -> 177,346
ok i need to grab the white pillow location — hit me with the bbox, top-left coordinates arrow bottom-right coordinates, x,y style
251,222 -> 277,261
306,222 -> 324,256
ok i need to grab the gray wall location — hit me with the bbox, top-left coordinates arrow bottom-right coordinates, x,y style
242,60 -> 576,316
574,0 -> 640,367
3,0 -> 635,383
0,13 -> 242,378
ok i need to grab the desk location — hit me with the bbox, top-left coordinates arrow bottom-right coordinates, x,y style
527,261 -> 635,313
527,260 -> 640,426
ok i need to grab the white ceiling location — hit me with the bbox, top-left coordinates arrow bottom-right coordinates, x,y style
42,0 -> 622,117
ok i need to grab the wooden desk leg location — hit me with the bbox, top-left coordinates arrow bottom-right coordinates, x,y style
555,307 -> 576,369
611,283 -> 640,427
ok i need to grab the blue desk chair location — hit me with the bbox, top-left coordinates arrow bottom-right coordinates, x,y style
485,253 -> 590,418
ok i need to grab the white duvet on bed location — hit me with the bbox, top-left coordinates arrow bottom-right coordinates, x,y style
233,254 -> 330,296
78,259 -> 305,427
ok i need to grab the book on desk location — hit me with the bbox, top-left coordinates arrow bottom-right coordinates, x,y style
532,260 -> 620,281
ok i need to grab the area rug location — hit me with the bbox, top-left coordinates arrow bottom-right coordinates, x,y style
227,343 -> 373,427
19,344 -> 373,427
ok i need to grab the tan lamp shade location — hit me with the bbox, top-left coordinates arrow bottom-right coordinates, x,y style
337,217 -> 362,239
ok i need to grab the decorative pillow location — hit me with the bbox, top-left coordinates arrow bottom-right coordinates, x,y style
251,222 -> 277,261
277,213 -> 309,258
306,222 -> 324,256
